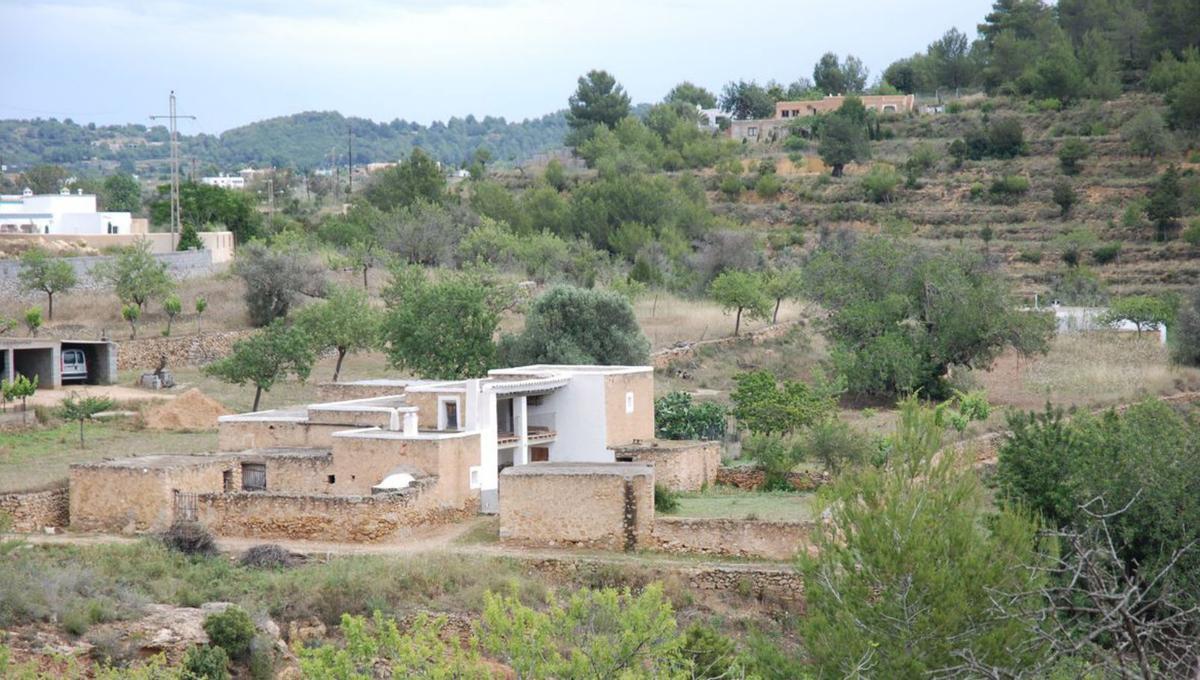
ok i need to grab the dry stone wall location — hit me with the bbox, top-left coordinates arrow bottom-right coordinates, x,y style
195,480 -> 474,542
652,516 -> 814,561
715,467 -> 830,492
651,321 -> 797,370
614,441 -> 720,492
117,329 -> 256,371
0,487 -> 69,532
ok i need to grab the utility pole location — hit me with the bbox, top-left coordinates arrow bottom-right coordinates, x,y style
347,126 -> 353,196
150,91 -> 196,250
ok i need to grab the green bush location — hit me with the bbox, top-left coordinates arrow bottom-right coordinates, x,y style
800,419 -> 877,475
183,645 -> 230,680
681,623 -> 742,679
861,164 -> 901,203
754,173 -> 782,199
1034,97 -> 1062,112
203,606 -> 256,660
742,434 -> 803,491
988,175 -> 1030,203
654,484 -> 680,513
1092,242 -> 1122,265
1182,219 -> 1200,246
969,182 -> 986,200
718,174 -> 742,200
654,392 -> 727,440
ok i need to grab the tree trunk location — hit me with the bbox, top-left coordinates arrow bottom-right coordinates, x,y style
21,397 -> 27,424
47,292 -> 54,321
166,316 -> 173,337
252,386 -> 263,412
362,265 -> 369,290
772,298 -> 781,324
129,320 -> 137,339
78,419 -> 85,448
734,307 -> 743,336
832,164 -> 844,178
333,348 -> 347,382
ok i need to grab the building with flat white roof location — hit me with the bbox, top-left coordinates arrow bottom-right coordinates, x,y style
0,188 -> 132,235
200,175 -> 246,190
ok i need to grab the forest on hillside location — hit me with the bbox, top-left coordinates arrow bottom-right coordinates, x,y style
0,110 -> 568,172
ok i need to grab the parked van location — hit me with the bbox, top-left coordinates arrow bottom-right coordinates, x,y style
61,348 -> 88,382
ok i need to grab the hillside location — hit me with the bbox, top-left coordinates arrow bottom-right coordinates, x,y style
0,109 -> 568,173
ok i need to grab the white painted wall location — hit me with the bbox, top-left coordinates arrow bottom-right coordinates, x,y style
0,194 -> 132,234
535,374 -> 611,463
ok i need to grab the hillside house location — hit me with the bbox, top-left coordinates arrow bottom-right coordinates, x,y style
69,365 -> 718,541
0,189 -> 132,235
727,94 -> 916,143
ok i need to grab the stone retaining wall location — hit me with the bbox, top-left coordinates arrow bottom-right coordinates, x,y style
0,249 -> 217,297
613,441 -> 720,492
117,329 -> 256,371
524,556 -> 804,609
715,467 -> 830,492
651,322 -> 797,370
196,481 -> 475,543
0,487 -> 70,532
652,516 -> 814,561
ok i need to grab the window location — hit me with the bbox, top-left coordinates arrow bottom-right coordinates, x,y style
439,396 -> 461,430
625,391 -> 635,414
106,222 -> 118,234
241,463 -> 266,491
327,474 -> 336,484
469,466 -> 481,489
747,127 -> 758,137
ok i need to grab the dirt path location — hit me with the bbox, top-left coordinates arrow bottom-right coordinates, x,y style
26,385 -> 173,408
6,519 -> 793,573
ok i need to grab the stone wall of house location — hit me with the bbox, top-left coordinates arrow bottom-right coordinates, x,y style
652,517 -> 814,561
0,248 -> 216,297
614,441 -> 720,492
316,382 -> 413,402
117,329 -> 257,372
714,467 -> 829,492
218,419 -> 354,451
69,456 -> 236,533
499,463 -> 654,551
0,487 -> 70,532
651,322 -> 797,370
194,480 -> 474,542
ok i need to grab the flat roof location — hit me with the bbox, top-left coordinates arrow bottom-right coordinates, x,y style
73,453 -> 241,470
489,364 -> 651,377
501,461 -> 654,477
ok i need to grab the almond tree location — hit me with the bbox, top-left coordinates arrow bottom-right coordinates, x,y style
18,248 -> 77,320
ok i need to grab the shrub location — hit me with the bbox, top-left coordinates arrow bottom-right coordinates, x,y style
160,521 -> 217,557
1051,178 -> 1077,217
988,175 -> 1030,204
1034,97 -> 1062,112
743,434 -> 803,491
654,392 -> 726,440
730,370 -> 836,436
234,242 -> 327,327
1092,242 -> 1122,265
986,117 -> 1026,158
203,606 -> 256,660
654,484 -> 680,513
239,544 -> 298,569
248,636 -> 275,680
1058,137 -> 1089,175
861,164 -> 901,203
754,173 -> 782,199
718,174 -> 742,200
800,419 -> 877,475
182,645 -> 230,680
1174,287 -> 1200,367
969,182 -> 986,200
1183,219 -> 1200,246
681,623 -> 742,679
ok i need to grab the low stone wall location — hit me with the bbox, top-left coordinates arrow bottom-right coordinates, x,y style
715,467 -> 830,492
0,487 -> 70,532
0,247 -> 217,297
195,480 -> 474,542
651,322 -> 797,370
217,418 -> 345,452
613,441 -> 720,492
524,556 -> 804,609
117,329 -> 256,371
652,516 -> 814,561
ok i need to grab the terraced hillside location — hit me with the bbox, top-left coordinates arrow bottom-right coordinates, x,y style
724,93 -> 1199,300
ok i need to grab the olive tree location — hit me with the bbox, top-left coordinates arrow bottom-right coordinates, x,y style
18,248 -> 77,320
233,242 -> 327,326
94,240 -> 173,311
294,285 -> 380,382
708,270 -> 771,336
205,321 -> 315,411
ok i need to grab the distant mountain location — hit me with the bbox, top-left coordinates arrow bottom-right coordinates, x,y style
0,110 -> 569,173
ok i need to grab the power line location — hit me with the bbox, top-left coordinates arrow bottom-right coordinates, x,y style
150,91 -> 196,250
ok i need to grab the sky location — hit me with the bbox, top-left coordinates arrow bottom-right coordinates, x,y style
5,0 -> 995,134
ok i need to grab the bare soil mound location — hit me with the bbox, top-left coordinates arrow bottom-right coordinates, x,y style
142,388 -> 229,431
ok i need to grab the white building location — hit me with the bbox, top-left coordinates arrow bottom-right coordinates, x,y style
200,175 -> 246,190
0,188 -> 132,235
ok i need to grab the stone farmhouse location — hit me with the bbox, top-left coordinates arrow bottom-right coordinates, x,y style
727,93 -> 917,143
69,365 -> 719,543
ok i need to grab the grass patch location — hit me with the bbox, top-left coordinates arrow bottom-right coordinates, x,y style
671,487 -> 817,522
0,421 -> 216,493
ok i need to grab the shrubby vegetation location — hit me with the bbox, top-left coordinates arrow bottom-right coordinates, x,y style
654,392 -> 726,441
498,285 -> 649,367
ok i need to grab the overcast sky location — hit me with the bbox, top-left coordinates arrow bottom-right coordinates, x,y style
6,0 -> 994,133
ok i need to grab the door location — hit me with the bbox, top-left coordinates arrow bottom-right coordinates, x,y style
530,446 -> 550,462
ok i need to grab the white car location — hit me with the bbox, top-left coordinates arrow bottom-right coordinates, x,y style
61,348 -> 88,382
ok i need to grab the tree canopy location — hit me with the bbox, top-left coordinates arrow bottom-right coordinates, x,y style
18,248 -> 76,320
205,321 -> 315,411
362,149 -> 446,212
498,285 -> 650,367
